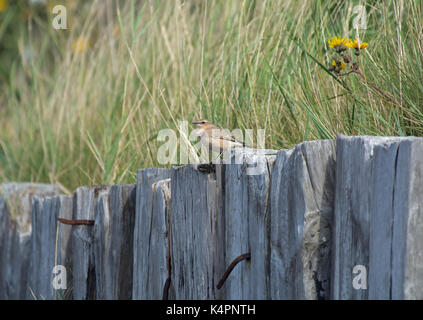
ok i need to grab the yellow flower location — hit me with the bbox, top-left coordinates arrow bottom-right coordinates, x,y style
345,39 -> 368,50
0,0 -> 9,12
72,36 -> 90,53
332,60 -> 347,71
360,42 -> 368,49
328,36 -> 348,49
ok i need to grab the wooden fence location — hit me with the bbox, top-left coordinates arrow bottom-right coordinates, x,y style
0,135 -> 422,300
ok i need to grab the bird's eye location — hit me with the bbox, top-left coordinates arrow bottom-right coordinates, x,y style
202,121 -> 206,124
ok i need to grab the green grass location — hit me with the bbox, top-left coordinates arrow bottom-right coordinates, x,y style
0,0 -> 422,192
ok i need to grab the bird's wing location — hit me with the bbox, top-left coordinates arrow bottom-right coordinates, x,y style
208,127 -> 244,145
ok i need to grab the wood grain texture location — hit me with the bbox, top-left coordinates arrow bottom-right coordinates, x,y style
331,135 -> 423,300
144,179 -> 171,299
53,195 -> 73,299
170,164 -> 223,299
94,184 -> 136,300
222,148 -> 276,299
71,185 -> 109,300
0,183 -> 61,300
1,137 -> 423,300
31,195 -> 73,300
132,168 -> 171,300
0,193 -> 11,299
269,140 -> 336,300
392,138 -> 423,299
332,136 -> 399,299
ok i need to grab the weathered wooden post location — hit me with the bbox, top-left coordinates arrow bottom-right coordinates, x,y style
94,184 -> 136,300
0,183 -> 61,299
170,164 -> 224,299
31,195 -> 73,300
71,185 -> 109,300
54,196 -> 74,299
269,140 -> 336,299
221,148 -> 276,299
132,168 -> 171,300
0,191 -> 11,299
1,136 -> 423,301
392,138 -> 423,299
142,179 -> 171,299
3,220 -> 32,299
331,135 -> 423,300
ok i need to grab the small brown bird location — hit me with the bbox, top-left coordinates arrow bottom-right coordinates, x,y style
192,119 -> 245,157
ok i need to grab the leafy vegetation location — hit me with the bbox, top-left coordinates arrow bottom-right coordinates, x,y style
0,0 -> 422,192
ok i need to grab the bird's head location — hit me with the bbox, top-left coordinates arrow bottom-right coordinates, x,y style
192,119 -> 210,129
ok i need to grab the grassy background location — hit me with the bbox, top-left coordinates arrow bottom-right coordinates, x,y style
0,0 -> 422,193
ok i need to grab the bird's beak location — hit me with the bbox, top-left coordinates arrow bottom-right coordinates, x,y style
192,120 -> 201,125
